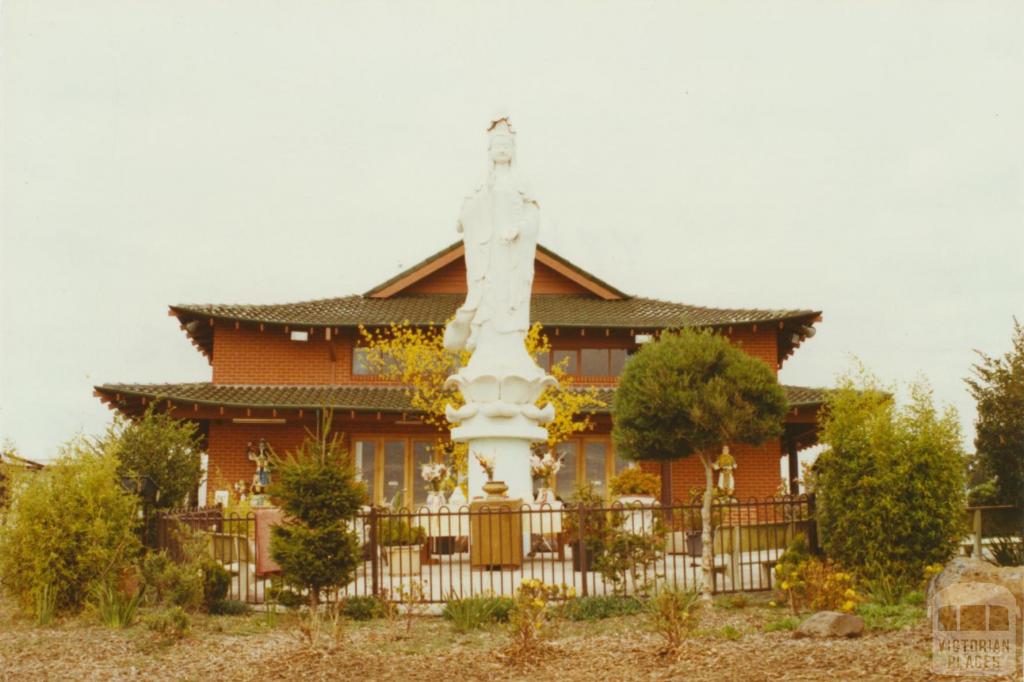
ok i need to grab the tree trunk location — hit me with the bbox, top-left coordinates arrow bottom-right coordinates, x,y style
660,459 -> 673,507
309,587 -> 318,610
699,452 -> 714,603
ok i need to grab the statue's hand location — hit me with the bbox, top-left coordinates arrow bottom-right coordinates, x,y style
500,227 -> 519,243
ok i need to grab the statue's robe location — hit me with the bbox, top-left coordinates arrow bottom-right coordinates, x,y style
456,173 -> 539,347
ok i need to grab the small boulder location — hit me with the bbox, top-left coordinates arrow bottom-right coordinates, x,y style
793,611 -> 864,639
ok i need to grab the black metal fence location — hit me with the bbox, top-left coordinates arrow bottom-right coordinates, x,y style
155,495 -> 817,604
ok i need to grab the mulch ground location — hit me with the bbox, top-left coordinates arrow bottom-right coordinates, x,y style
0,600 -> 1015,682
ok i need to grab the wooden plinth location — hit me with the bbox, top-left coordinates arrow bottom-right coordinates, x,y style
469,499 -> 523,569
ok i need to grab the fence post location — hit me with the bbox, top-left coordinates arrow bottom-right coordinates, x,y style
973,508 -> 983,558
368,507 -> 380,598
807,494 -> 821,555
578,504 -> 589,597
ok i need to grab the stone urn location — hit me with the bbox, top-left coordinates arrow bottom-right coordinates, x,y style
482,480 -> 509,500
615,495 -> 659,535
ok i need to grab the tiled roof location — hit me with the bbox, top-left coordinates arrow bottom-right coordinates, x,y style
95,382 -> 827,414
172,294 -> 818,332
364,242 -> 629,299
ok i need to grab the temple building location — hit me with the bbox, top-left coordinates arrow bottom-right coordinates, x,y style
94,241 -> 824,505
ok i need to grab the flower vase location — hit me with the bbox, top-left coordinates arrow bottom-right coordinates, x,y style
482,480 -> 508,500
447,486 -> 467,509
535,487 -> 554,505
426,490 -> 445,511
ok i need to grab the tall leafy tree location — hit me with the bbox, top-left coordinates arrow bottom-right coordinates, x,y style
269,413 -> 365,608
612,328 -> 787,601
966,319 -> 1024,508
814,370 -> 966,586
101,405 -> 203,546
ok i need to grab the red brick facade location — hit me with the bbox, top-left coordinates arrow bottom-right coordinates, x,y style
99,245 -> 818,503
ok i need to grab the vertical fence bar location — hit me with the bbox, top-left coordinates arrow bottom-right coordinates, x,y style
368,506 -> 379,599
578,503 -> 589,597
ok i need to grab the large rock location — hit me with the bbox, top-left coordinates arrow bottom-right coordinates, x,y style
794,611 -> 864,638
925,557 -> 1019,622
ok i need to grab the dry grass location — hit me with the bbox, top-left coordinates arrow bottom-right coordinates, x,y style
0,595 -> 1013,681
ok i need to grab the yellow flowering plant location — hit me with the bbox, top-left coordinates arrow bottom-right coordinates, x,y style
506,579 -> 574,658
358,322 -> 605,483
773,534 -> 862,614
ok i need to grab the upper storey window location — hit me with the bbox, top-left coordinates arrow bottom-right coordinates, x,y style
536,348 -> 629,377
353,347 -> 374,375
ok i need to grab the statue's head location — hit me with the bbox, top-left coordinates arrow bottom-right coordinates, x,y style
487,116 -> 516,165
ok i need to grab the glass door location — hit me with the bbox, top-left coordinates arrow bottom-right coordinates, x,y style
584,440 -> 609,496
382,439 -> 407,508
411,440 -> 435,506
353,440 -> 376,504
554,441 -> 579,499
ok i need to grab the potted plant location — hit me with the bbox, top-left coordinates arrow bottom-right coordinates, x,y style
420,461 -> 450,510
609,467 -> 660,534
380,517 -> 426,576
529,451 -> 562,504
609,466 -> 660,503
562,483 -> 609,572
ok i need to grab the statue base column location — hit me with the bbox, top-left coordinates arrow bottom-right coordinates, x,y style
464,438 -> 534,504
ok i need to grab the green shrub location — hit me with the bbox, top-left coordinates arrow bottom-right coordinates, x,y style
139,550 -> 203,611
856,600 -> 925,631
379,517 -> 427,547
33,584 -> 57,627
267,584 -> 306,610
763,616 -> 799,632
609,467 -> 660,497
203,562 -> 230,610
442,595 -> 514,631
814,372 -> 966,587
100,407 -> 203,546
989,536 -> 1024,567
209,599 -> 251,616
91,582 -> 140,628
341,595 -> 387,621
903,590 -> 925,606
861,571 -> 916,607
595,522 -> 665,596
560,595 -> 645,621
715,593 -> 750,610
648,587 -> 702,655
143,606 -> 190,639
966,320 -> 1024,508
269,416 -> 365,609
0,442 -> 140,614
718,624 -> 743,640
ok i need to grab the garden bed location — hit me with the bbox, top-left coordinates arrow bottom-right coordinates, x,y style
0,594 -> 995,681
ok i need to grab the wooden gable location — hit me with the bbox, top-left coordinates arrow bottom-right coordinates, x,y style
366,242 -> 626,300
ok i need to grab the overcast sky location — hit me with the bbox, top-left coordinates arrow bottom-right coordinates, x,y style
2,1 -> 1022,463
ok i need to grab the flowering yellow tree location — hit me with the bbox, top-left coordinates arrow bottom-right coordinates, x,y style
358,322 -> 604,478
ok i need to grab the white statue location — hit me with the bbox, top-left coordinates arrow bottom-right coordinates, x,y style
444,117 -> 538,356
445,117 -> 556,505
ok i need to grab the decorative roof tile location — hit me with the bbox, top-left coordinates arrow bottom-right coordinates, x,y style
172,294 -> 817,331
95,382 -> 827,414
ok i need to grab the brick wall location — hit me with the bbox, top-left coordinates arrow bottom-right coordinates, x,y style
212,327 -> 358,385
205,421 -> 309,492
639,439 -> 783,502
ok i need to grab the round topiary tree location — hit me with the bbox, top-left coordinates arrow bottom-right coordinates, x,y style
612,328 -> 788,601
814,371 -> 966,589
269,413 -> 366,608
